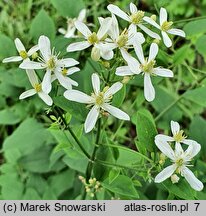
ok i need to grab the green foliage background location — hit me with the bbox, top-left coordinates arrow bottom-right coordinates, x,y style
0,0 -> 206,200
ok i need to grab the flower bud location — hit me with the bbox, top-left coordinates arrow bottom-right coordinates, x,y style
91,47 -> 100,61
171,174 -> 180,184
150,15 -> 157,21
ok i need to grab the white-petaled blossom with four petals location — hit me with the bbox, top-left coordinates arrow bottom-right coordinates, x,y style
19,35 -> 79,93
143,7 -> 185,47
58,9 -> 87,38
116,42 -> 173,102
107,3 -> 161,39
155,120 -> 201,149
154,138 -> 203,191
19,69 -> 53,106
98,14 -> 145,62
66,18 -> 112,60
64,73 -> 130,133
2,38 -> 39,63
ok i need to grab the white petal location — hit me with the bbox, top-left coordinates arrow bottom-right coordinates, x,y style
97,17 -> 112,39
138,24 -> 161,39
100,49 -> 114,60
148,43 -> 158,62
75,20 -> 91,38
20,61 -> 46,70
107,4 -> 130,22
38,35 -> 51,61
2,56 -> 22,63
91,73 -> 100,95
184,140 -> 201,158
26,69 -> 38,87
27,45 -> 39,56
15,38 -> 25,52
133,43 -> 145,64
84,105 -> 99,133
38,92 -> 53,106
55,72 -> 72,89
109,14 -> 120,40
155,135 -> 175,159
182,167 -> 203,191
155,134 -> 174,142
143,17 -> 160,29
58,58 -> 79,67
104,82 -> 123,98
167,28 -> 186,37
160,7 -> 168,26
19,89 -> 36,99
67,41 -> 91,52
144,73 -> 155,102
153,68 -> 174,77
154,165 -> 176,183
78,9 -> 86,21
42,70 -> 52,94
131,31 -> 145,44
67,67 -> 80,75
161,31 -> 172,48
171,121 -> 180,136
58,28 -> 66,35
64,90 -> 94,104
115,66 -> 134,76
175,142 -> 184,155
130,2 -> 137,14
120,49 -> 140,74
102,103 -> 130,121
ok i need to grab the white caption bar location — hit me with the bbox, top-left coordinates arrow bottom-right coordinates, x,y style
0,200 -> 205,216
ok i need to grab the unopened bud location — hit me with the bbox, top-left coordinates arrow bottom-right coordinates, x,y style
32,52 -> 38,60
101,61 -> 110,68
171,174 -> 180,184
151,15 -> 156,21
91,47 -> 100,61
153,39 -> 160,44
122,76 -> 130,84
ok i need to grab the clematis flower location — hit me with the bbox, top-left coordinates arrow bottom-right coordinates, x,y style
58,9 -> 87,38
19,69 -> 53,106
155,121 -> 201,148
98,14 -> 145,62
116,42 -> 173,102
20,35 -> 79,93
66,18 -> 112,60
2,38 -> 39,63
64,73 -> 130,133
154,138 -> 203,191
143,7 -> 185,47
107,3 -> 160,39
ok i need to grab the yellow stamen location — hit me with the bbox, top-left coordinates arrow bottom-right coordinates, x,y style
141,60 -> 155,74
117,29 -> 128,48
62,68 -> 68,76
95,92 -> 104,105
88,32 -> 98,44
130,11 -> 145,24
19,50 -> 28,59
173,130 -> 187,142
47,57 -> 56,70
34,83 -> 42,92
161,21 -> 173,31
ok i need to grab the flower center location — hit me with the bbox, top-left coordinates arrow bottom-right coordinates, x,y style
161,21 -> 173,31
175,158 -> 185,173
117,29 -> 128,48
95,92 -> 104,106
88,32 -> 98,44
141,60 -> 155,74
19,50 -> 28,59
130,11 -> 145,24
34,83 -> 42,92
47,57 -> 56,70
62,68 -> 68,76
173,130 -> 187,142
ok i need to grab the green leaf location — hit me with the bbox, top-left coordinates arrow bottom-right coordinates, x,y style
30,9 -> 55,42
0,34 -> 16,60
23,188 -> 41,200
183,19 -> 206,37
51,0 -> 85,18
102,175 -> 139,198
162,179 -> 196,200
195,35 -> 206,60
134,109 -> 157,152
183,86 -> 206,107
173,45 -> 190,65
0,109 -> 21,125
109,168 -> 120,184
112,84 -> 126,107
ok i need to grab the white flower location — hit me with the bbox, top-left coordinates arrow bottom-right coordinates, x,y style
154,138 -> 203,191
155,120 -> 201,148
20,35 -> 79,93
107,3 -> 160,39
58,9 -> 87,38
19,69 -> 53,106
99,14 -> 145,62
116,42 -> 173,102
66,18 -> 112,60
143,7 -> 185,47
2,38 -> 39,63
64,73 -> 130,133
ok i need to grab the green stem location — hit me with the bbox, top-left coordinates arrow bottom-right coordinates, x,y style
174,15 -> 206,24
85,118 -> 101,180
54,107 -> 90,159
